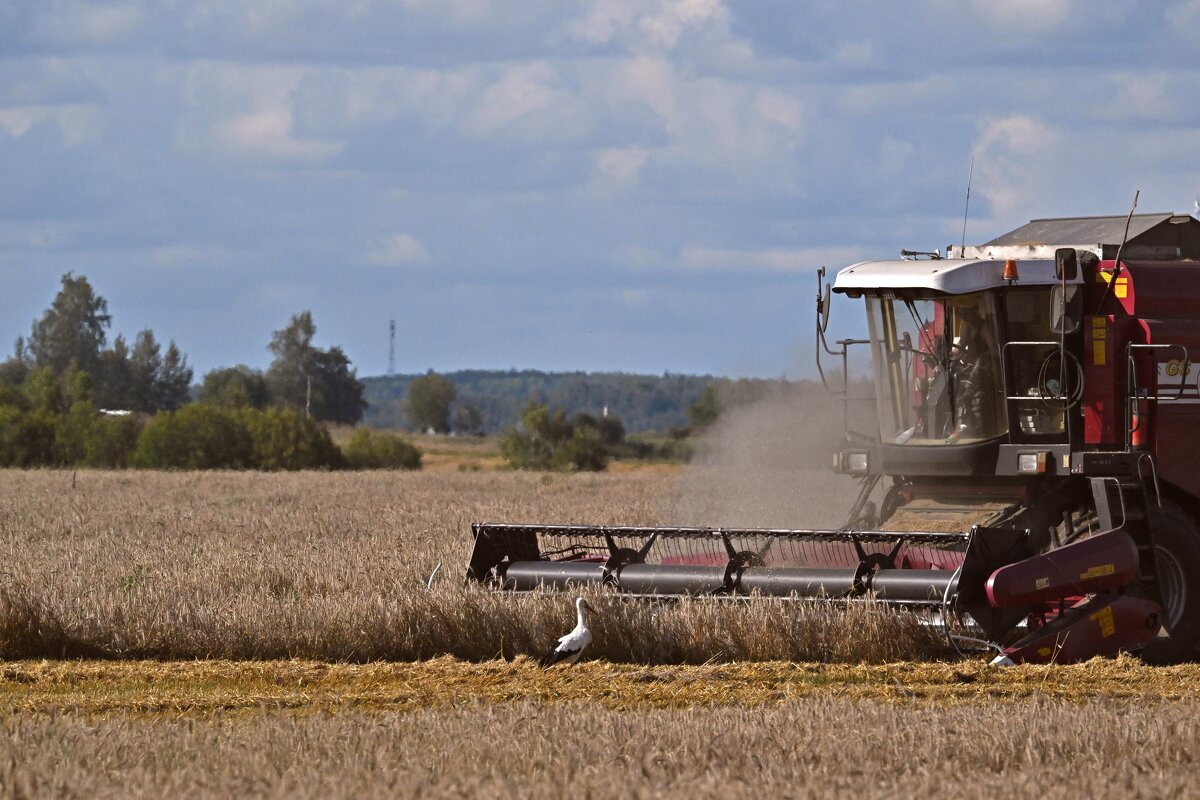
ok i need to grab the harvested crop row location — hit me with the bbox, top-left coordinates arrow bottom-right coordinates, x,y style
2,655 -> 1199,714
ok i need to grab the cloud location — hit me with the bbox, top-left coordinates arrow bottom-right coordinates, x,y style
462,62 -> 574,140
569,0 -> 728,50
211,106 -> 341,163
177,64 -> 343,164
366,233 -> 432,266
966,0 -> 1075,33
0,104 -> 101,145
29,2 -> 143,46
588,146 -> 649,193
971,114 -> 1057,220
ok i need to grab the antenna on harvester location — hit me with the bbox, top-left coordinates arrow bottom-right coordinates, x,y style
960,155 -> 974,249
388,319 -> 396,376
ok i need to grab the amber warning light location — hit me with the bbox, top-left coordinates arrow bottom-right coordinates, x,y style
1003,259 -> 1019,281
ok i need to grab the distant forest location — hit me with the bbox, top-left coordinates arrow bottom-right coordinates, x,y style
363,370 -> 816,434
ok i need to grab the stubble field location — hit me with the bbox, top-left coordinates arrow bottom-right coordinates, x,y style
1,468 -> 1198,798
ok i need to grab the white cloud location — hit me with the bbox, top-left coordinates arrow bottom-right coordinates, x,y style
29,2 -> 143,45
177,64 -> 343,163
0,104 -> 102,145
463,62 -> 569,139
1168,0 -> 1200,41
212,106 -> 341,163
967,0 -> 1074,32
638,0 -> 727,49
568,0 -> 730,52
366,233 -> 432,266
971,114 -> 1057,220
588,146 -> 649,193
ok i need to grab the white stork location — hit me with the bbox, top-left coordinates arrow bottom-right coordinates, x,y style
539,597 -> 595,667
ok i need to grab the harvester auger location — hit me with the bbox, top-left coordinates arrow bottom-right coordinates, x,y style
468,213 -> 1200,664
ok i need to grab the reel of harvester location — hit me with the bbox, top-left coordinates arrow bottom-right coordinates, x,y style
466,521 -> 1165,663
468,523 -> 977,603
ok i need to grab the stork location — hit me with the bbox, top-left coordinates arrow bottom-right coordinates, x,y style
539,597 -> 594,667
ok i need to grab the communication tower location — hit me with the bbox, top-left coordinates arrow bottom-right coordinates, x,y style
388,319 -> 396,375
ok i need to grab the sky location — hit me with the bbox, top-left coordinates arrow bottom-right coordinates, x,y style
2,0 -> 1199,380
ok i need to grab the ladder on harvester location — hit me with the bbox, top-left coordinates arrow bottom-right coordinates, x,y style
1089,455 -> 1164,596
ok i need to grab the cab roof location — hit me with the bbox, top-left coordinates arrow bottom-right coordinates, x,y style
833,258 -> 1071,296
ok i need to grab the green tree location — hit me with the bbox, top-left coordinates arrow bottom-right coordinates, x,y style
309,346 -> 366,424
26,273 -> 111,375
131,405 -> 253,469
266,311 -> 365,424
127,329 -> 161,411
406,371 -> 456,433
96,334 -> 133,409
83,414 -> 139,467
266,311 -> 316,410
198,366 -> 272,409
0,406 -> 56,467
238,407 -> 343,470
687,385 -> 720,429
156,341 -> 193,410
342,428 -> 422,470
453,402 -> 484,436
22,367 -> 64,415
0,339 -> 30,389
500,402 -> 612,472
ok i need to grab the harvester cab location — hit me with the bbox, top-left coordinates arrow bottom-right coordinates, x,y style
468,213 -> 1200,664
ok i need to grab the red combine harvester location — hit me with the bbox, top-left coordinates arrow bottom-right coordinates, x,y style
467,212 -> 1200,664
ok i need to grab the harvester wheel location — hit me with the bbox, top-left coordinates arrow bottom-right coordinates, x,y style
1140,503 -> 1200,665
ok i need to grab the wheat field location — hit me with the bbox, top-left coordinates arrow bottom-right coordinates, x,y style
2,468 -> 1197,798
0,469 -> 935,663
1,697 -> 1197,799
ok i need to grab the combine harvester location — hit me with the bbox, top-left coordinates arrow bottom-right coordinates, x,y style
468,212 -> 1200,664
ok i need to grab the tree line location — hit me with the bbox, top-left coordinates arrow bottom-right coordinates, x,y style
368,368 -> 827,438
0,274 -> 410,470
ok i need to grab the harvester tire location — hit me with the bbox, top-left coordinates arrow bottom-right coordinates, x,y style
1140,503 -> 1200,665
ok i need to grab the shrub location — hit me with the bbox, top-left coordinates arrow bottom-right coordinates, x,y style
342,428 -> 422,470
0,406 -> 57,467
53,401 -> 95,465
500,402 -> 617,472
84,414 -> 140,468
131,405 -> 253,469
239,408 -> 344,470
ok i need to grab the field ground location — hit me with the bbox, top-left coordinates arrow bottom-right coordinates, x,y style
2,656 -> 1199,714
2,469 -> 1197,797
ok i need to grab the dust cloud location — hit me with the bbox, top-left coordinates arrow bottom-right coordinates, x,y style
669,389 -> 869,530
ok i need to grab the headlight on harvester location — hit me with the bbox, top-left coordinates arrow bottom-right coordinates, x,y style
834,451 -> 869,473
1017,452 -> 1048,474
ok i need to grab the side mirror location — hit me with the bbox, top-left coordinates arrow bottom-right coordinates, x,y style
816,267 -> 832,333
1050,284 -> 1081,334
1055,247 -> 1078,281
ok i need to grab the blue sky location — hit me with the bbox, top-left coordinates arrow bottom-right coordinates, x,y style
2,0 -> 1198,379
